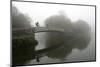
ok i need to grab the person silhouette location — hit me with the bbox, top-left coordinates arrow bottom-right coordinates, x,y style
35,54 -> 40,62
46,24 -> 49,30
36,22 -> 39,27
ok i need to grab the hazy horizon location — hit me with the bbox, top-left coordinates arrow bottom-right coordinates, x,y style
12,1 -> 95,30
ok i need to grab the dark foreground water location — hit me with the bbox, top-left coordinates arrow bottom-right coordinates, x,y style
26,31 -> 95,64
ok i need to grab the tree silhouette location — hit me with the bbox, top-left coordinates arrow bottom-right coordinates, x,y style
12,6 -> 38,66
45,13 -> 91,60
12,6 -> 31,28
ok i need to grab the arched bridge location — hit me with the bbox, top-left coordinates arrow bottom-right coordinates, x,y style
34,27 -> 64,33
13,27 -> 64,39
13,27 -> 64,33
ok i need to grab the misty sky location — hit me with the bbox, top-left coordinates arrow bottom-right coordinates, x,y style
12,1 -> 95,29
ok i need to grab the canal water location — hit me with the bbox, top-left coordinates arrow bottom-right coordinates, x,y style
26,30 -> 95,64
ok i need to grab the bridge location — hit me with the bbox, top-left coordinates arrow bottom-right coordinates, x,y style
34,27 -> 64,33
13,27 -> 64,33
13,27 -> 64,39
13,27 -> 65,63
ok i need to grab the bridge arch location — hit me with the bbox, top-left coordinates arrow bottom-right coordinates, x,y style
13,27 -> 64,39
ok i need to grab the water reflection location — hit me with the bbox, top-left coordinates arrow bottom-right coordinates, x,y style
28,30 -> 93,64
45,31 -> 90,60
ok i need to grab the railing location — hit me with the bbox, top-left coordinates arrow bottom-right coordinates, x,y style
13,27 -> 64,39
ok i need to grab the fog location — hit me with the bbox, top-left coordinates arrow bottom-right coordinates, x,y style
12,1 -> 95,28
12,1 -> 95,65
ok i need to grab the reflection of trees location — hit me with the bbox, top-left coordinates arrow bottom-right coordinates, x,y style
45,13 -> 91,60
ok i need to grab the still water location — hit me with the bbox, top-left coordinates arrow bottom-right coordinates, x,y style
27,31 -> 95,64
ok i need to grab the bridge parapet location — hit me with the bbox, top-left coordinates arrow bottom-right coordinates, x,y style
12,27 -> 64,39
34,27 -> 64,33
13,27 -> 64,33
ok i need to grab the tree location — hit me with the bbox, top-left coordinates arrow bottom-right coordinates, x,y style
44,13 -> 91,59
12,6 -> 38,65
12,6 -> 31,28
